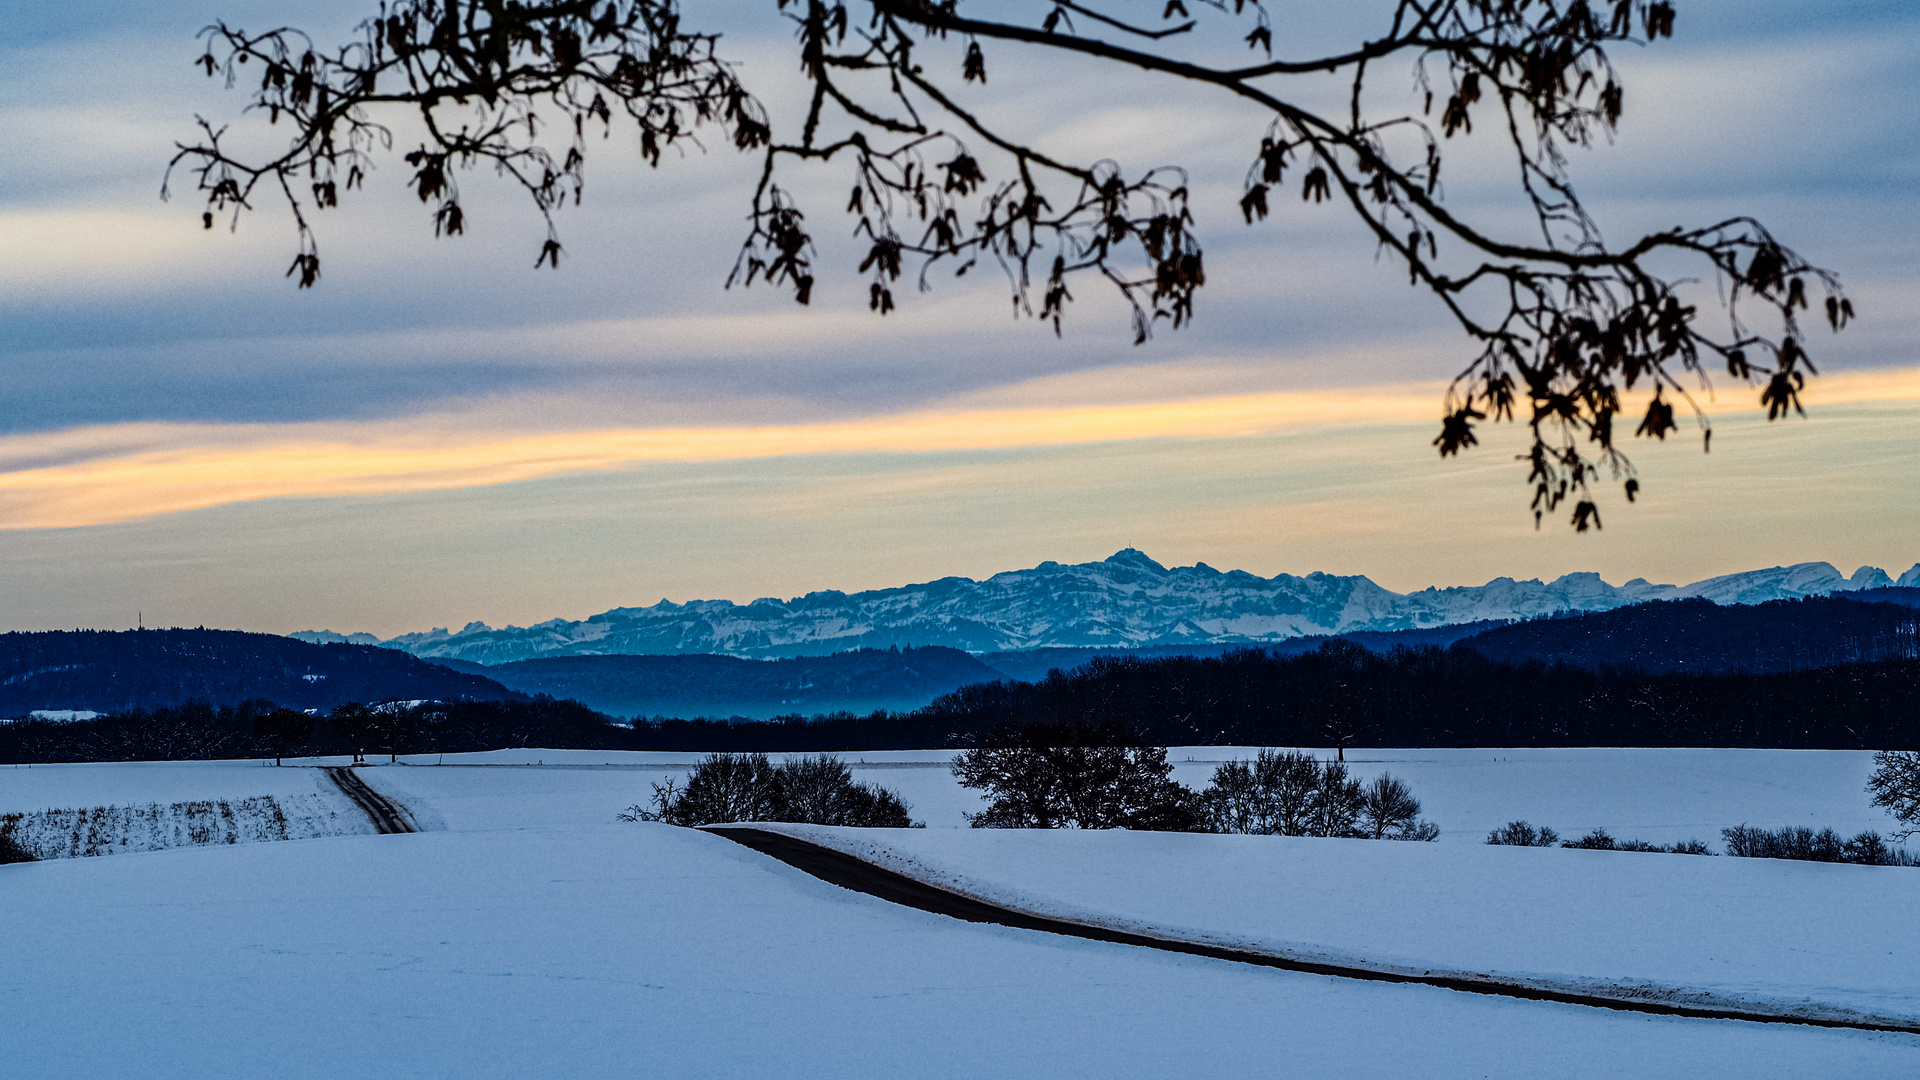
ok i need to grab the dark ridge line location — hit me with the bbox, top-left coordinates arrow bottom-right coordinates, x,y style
322,767 -> 418,835
705,826 -> 1920,1036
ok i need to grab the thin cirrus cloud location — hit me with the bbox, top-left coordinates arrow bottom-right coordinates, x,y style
0,381 -> 1448,529
0,365 -> 1914,532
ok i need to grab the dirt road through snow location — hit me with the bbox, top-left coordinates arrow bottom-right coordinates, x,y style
323,767 -> 418,834
706,824 -> 1920,1035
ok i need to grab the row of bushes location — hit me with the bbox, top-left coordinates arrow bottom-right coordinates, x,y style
1486,819 -> 1917,865
944,723 -> 1440,838
0,816 -> 30,864
1487,822 -> 1711,853
630,731 -> 1441,840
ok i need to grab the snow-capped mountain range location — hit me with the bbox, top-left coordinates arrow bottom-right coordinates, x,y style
293,551 -> 1920,664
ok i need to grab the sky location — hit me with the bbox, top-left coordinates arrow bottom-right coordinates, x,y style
1,0 -> 1916,637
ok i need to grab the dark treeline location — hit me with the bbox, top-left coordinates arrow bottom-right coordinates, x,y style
914,644 -> 1920,750
1460,595 -> 1920,675
620,710 -> 961,752
5,642 -> 1918,762
0,697 -> 613,764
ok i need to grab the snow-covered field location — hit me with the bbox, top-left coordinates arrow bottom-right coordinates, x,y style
0,759 -> 351,815
4,749 -> 1918,1077
263,745 -> 1907,842
5,746 -> 1897,841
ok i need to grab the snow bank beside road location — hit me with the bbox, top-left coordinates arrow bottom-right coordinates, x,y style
7,820 -> 1917,1079
760,824 -> 1920,1026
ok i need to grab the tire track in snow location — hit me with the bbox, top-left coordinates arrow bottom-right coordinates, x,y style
322,767 -> 418,835
706,825 -> 1920,1035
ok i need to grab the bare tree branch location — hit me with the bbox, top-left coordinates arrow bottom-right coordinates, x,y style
166,0 -> 1850,529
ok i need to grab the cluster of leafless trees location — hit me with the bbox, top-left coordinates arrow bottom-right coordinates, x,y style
949,722 -> 1437,837
950,724 -> 1201,829
623,752 -> 918,827
1200,749 -> 1437,840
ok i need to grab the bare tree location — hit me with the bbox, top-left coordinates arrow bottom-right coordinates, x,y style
1357,772 -> 1423,839
1260,748 -> 1322,836
1868,751 -> 1920,842
165,1 -> 1851,524
1304,759 -> 1365,837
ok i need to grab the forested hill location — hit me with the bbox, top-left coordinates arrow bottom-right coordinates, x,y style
433,646 -> 1002,719
911,645 -> 1920,751
0,629 -> 522,716
1455,595 -> 1920,674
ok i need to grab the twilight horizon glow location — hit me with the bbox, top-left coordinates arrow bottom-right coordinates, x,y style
1,0 -> 1915,636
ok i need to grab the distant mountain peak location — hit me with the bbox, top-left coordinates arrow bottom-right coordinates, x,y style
289,550 -> 1914,665
1102,548 -> 1168,572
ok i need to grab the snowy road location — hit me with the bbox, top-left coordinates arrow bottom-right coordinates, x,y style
708,824 -> 1920,1033
322,766 -> 420,834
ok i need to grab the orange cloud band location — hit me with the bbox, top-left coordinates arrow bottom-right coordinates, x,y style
0,367 -> 1912,530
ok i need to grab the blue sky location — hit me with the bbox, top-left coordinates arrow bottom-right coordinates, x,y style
0,1 -> 1915,635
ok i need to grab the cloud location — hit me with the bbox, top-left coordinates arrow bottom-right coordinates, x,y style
0,382 -> 1440,529
0,365 -> 1913,531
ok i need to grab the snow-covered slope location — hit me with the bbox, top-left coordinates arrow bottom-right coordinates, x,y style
7,757 -> 1920,1079
295,550 -> 1920,663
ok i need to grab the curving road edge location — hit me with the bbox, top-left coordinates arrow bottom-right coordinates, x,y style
706,824 -> 1920,1036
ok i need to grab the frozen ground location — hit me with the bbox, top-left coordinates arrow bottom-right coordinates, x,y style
4,750 -> 1918,1077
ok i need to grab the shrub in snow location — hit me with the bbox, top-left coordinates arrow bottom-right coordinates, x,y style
1486,821 -> 1560,847
1557,828 -> 1713,855
0,814 -> 32,864
952,721 -> 1203,831
626,753 -> 918,828
1868,751 -> 1920,841
670,752 -> 785,824
774,755 -> 916,828
1563,828 -> 1618,850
